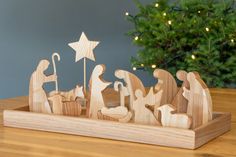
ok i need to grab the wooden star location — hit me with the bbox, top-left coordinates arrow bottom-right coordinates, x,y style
68,32 -> 99,62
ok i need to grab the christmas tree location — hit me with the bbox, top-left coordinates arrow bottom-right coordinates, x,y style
126,0 -> 236,87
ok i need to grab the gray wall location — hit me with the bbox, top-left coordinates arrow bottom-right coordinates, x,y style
0,0 -> 155,98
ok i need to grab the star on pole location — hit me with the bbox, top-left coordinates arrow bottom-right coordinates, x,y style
68,32 -> 99,94
68,32 -> 99,62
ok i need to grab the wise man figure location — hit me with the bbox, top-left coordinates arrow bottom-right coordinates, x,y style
29,60 -> 57,113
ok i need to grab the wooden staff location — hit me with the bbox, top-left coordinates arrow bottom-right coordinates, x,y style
52,53 -> 61,93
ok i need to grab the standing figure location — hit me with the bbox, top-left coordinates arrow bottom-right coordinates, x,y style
29,60 -> 57,113
153,69 -> 178,106
183,72 -> 213,129
88,64 -> 111,119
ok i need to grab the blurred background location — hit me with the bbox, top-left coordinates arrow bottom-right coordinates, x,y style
0,0 -> 155,98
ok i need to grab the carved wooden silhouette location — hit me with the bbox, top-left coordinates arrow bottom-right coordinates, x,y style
133,87 -> 163,125
29,60 -> 57,114
114,70 -> 146,110
114,81 -> 129,107
48,94 -> 82,116
153,69 -> 178,106
157,104 -> 192,129
171,70 -> 190,113
49,85 -> 84,101
88,64 -> 112,119
183,72 -> 213,129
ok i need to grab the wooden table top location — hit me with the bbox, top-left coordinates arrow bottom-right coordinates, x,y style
0,88 -> 236,157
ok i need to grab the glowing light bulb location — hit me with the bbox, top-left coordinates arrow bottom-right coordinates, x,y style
155,3 -> 159,7
125,12 -> 129,16
198,11 -> 201,13
205,27 -> 209,32
163,12 -> 167,16
133,67 -> 137,71
231,39 -> 234,43
151,64 -> 157,69
141,64 -> 144,67
191,54 -> 196,60
134,36 -> 139,41
168,20 -> 172,25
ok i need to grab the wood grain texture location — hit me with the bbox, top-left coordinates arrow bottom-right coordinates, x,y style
29,59 -> 57,114
171,70 -> 189,113
88,65 -> 112,119
157,104 -> 192,129
115,70 -> 146,110
183,72 -> 213,129
133,87 -> 162,125
68,32 -> 99,62
0,88 -> 235,157
153,69 -> 178,107
3,109 -> 230,149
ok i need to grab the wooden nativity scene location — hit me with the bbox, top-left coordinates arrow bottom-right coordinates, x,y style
3,32 -> 231,149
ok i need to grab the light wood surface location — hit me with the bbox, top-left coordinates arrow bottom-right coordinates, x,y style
29,59 -> 57,114
0,88 -> 236,156
183,72 -> 213,129
68,32 -> 99,94
157,104 -> 192,129
133,87 -> 162,125
88,64 -> 112,119
153,69 -> 178,106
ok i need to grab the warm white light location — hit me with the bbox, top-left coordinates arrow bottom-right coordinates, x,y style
168,20 -> 172,25
198,11 -> 201,13
141,64 -> 144,67
163,12 -> 167,16
231,39 -> 234,43
134,36 -> 139,41
205,27 -> 210,32
155,3 -> 159,7
191,55 -> 196,60
151,64 -> 157,69
133,67 -> 137,71
125,12 -> 129,16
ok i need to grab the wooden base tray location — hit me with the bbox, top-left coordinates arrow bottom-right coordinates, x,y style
3,106 -> 231,149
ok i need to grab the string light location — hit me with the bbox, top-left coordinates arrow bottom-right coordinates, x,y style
168,20 -> 172,25
205,27 -> 210,32
191,54 -> 196,60
151,64 -> 157,69
155,3 -> 159,7
231,39 -> 234,43
141,64 -> 144,67
133,67 -> 137,71
163,12 -> 167,16
125,12 -> 129,16
134,36 -> 139,41
198,11 -> 201,14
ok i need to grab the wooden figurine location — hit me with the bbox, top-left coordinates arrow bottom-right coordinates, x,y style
100,106 -> 132,123
48,94 -> 64,115
183,72 -> 213,129
49,85 -> 84,101
171,70 -> 189,113
157,104 -> 192,129
29,60 -> 57,114
114,70 -> 146,110
88,64 -> 112,119
48,94 -> 82,116
114,81 -> 129,107
68,32 -> 99,94
153,69 -> 178,106
133,87 -> 163,125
